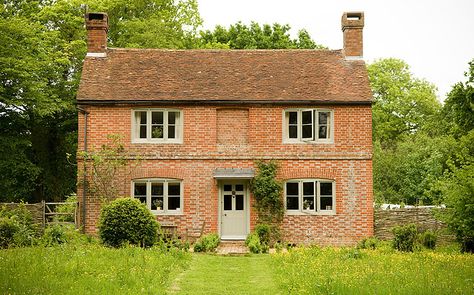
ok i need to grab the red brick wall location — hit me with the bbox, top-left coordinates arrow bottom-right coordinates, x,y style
77,104 -> 373,245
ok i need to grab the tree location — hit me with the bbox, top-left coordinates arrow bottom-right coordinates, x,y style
0,0 -> 203,202
441,59 -> 474,137
368,58 -> 441,146
199,21 -> 325,49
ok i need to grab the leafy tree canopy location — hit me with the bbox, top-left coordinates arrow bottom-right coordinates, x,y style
368,58 -> 441,147
199,21 -> 325,49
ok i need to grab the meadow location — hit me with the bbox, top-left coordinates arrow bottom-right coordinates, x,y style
273,245 -> 474,295
1,243 -> 474,294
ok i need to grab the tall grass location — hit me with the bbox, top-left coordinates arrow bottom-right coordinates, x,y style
273,246 -> 474,294
0,244 -> 190,294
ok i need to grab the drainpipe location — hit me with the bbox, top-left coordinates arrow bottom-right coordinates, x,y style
77,107 -> 89,233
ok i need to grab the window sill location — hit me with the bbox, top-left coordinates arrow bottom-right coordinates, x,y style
285,211 -> 336,216
132,139 -> 183,144
283,139 -> 334,145
152,211 -> 184,216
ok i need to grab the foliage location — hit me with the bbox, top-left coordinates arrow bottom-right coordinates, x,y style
441,59 -> 474,136
41,224 -> 73,246
0,244 -> 190,294
368,58 -> 441,146
392,223 -> 419,252
254,223 -> 271,246
273,246 -> 474,294
245,232 -> 265,254
419,230 -> 437,250
0,204 -> 37,248
98,198 -> 159,248
193,233 -> 220,253
250,161 -> 283,225
439,162 -> 474,253
199,21 -> 325,49
357,237 -> 380,250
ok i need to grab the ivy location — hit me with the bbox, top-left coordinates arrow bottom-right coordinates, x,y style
250,161 -> 284,225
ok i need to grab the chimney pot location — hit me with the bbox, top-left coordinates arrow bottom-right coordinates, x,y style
341,12 -> 364,59
85,12 -> 108,57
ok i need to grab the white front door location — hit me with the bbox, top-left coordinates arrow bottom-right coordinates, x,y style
220,182 -> 248,239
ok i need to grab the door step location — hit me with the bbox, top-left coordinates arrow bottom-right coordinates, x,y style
216,240 -> 249,255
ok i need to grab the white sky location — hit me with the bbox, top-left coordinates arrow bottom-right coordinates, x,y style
197,0 -> 474,101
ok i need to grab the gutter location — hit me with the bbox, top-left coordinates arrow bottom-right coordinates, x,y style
77,107 -> 89,233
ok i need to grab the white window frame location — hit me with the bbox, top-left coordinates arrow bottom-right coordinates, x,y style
131,109 -> 183,144
284,179 -> 336,215
132,179 -> 183,215
283,109 -> 334,144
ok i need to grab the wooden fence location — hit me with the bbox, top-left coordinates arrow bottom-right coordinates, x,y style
0,201 -> 78,229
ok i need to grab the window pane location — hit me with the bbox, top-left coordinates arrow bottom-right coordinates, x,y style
137,196 -> 147,204
168,112 -> 177,124
168,126 -> 176,139
140,126 -> 147,138
139,112 -> 147,124
152,111 -> 163,124
286,196 -> 299,210
168,183 -> 181,195
318,126 -> 327,139
319,112 -> 329,125
303,182 -> 314,195
320,197 -> 333,210
224,195 -> 232,210
286,182 -> 299,195
302,111 -> 312,124
303,197 -> 315,210
168,197 -> 180,210
151,196 -> 163,210
289,126 -> 298,138
288,112 -> 297,124
151,183 -> 163,195
320,182 -> 333,196
235,195 -> 244,210
224,185 -> 232,191
152,126 -> 163,138
235,184 -> 244,191
302,125 -> 313,139
134,183 -> 146,195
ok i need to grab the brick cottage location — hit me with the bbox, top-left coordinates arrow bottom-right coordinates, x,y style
76,12 -> 373,245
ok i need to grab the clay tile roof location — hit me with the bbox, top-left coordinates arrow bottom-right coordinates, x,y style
76,48 -> 372,103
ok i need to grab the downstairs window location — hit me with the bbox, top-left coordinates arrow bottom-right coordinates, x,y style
133,179 -> 182,214
285,179 -> 335,214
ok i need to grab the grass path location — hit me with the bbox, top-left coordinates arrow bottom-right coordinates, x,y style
169,254 -> 281,295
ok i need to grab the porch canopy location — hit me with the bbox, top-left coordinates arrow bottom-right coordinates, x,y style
213,168 -> 255,180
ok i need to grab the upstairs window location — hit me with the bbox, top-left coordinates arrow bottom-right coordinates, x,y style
284,109 -> 333,143
285,179 -> 335,214
133,179 -> 183,214
133,109 -> 182,143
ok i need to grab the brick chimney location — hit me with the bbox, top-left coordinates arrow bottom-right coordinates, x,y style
341,12 -> 364,59
85,12 -> 108,57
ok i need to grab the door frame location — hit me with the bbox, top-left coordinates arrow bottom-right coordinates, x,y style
218,180 -> 251,240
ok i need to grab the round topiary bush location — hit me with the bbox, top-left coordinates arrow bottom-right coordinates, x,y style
98,198 -> 159,248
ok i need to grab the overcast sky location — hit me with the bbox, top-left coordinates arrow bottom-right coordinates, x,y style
197,0 -> 474,101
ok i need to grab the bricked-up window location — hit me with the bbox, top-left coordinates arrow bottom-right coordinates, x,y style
283,109 -> 333,143
132,109 -> 182,143
133,179 -> 182,214
285,180 -> 335,214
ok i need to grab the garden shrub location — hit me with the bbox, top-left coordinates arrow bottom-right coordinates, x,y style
392,223 -> 418,252
357,237 -> 379,250
0,204 -> 37,248
245,232 -> 262,253
41,224 -> 79,246
98,198 -> 159,248
255,223 -> 271,246
419,230 -> 437,249
193,233 -> 220,252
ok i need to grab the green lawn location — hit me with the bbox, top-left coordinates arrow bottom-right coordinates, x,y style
1,245 -> 474,295
170,254 -> 279,294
